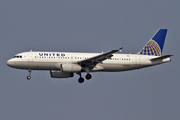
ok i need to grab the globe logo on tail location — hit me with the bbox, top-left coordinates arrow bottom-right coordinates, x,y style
138,39 -> 161,56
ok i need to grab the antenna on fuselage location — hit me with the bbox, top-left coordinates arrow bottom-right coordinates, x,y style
30,50 -> 32,52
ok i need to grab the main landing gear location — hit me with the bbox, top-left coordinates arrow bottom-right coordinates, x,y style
78,77 -> 84,83
27,69 -> 31,80
77,73 -> 92,83
85,73 -> 92,80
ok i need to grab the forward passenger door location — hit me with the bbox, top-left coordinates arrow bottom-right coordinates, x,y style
28,52 -> 33,62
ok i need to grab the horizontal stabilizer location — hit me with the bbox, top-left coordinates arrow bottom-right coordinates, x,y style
150,55 -> 173,61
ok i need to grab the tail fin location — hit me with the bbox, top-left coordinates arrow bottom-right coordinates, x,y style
138,29 -> 167,56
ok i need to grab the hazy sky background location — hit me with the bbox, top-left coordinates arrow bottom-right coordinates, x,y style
1,0 -> 179,120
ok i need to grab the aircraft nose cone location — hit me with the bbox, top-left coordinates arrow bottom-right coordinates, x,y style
7,59 -> 14,67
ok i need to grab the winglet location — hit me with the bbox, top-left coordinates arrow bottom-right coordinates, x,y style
119,47 -> 123,52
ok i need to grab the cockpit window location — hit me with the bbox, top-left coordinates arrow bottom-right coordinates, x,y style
13,55 -> 22,58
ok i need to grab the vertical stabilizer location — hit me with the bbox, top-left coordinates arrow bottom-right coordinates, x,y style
138,29 -> 167,56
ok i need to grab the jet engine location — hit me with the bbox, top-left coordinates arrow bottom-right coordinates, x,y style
50,70 -> 74,78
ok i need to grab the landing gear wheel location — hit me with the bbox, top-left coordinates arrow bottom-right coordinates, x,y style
27,69 -> 32,80
27,76 -> 31,80
85,74 -> 92,80
78,77 -> 84,83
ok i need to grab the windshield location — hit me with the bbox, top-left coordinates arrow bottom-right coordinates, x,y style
13,55 -> 22,58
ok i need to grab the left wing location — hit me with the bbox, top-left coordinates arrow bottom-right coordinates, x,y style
76,49 -> 121,69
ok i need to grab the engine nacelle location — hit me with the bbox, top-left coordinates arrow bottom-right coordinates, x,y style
50,70 -> 74,78
61,63 -> 82,72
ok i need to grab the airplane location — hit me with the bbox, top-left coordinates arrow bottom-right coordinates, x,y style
7,29 -> 172,83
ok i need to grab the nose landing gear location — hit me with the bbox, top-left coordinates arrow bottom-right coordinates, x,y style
27,69 -> 31,80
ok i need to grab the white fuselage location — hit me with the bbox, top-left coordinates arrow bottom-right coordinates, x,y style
6,29 -> 172,82
7,51 -> 171,72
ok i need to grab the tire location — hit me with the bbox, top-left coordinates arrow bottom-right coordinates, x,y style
27,76 -> 31,80
78,77 -> 84,83
85,74 -> 92,80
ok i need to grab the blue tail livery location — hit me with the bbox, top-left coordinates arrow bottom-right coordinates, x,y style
138,29 -> 167,56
